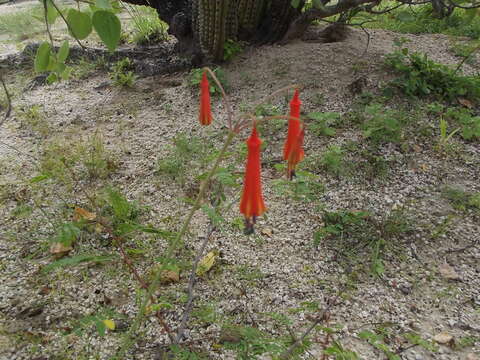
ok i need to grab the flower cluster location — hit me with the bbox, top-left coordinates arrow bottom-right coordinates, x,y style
199,71 -> 305,234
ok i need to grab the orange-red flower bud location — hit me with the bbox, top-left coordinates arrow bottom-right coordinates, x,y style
199,72 -> 212,126
239,126 -> 266,234
283,89 -> 304,179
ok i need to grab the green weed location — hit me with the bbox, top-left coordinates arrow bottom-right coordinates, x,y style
314,209 -> 411,276
360,104 -> 408,144
156,133 -> 215,186
319,145 -> 349,177
224,39 -> 243,61
127,5 -> 168,45
0,5 -> 45,41
307,112 -> 341,137
72,56 -> 107,80
444,107 -> 480,141
354,4 -> 480,39
442,186 -> 480,212
385,47 -> 480,101
324,341 -> 360,359
272,165 -> 325,202
110,58 -> 136,87
17,105 -> 50,137
188,67 -> 228,95
40,133 -> 118,187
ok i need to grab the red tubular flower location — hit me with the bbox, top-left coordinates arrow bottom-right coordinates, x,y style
239,126 -> 266,234
199,71 -> 212,126
283,89 -> 304,179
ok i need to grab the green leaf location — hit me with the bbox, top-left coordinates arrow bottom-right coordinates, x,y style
312,0 -> 325,9
96,0 -> 111,9
92,10 -> 121,52
45,0 -> 58,24
60,66 -> 72,80
291,0 -> 300,8
30,174 -> 50,183
67,9 -> 92,40
46,55 -> 57,71
395,10 -> 415,22
52,222 -> 81,246
41,254 -> 113,273
57,40 -> 70,63
34,42 -> 51,73
95,319 -> 106,336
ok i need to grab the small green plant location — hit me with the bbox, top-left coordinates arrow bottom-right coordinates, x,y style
454,335 -> 478,350
444,107 -> 480,141
450,40 -> 480,65
361,104 -> 407,144
442,186 -> 480,212
358,330 -> 400,360
272,166 -> 325,202
127,5 -> 168,45
320,145 -> 348,176
189,67 -> 228,95
110,58 -> 136,87
436,117 -> 461,152
308,112 -> 340,137
156,133 -> 216,186
70,308 -> 124,337
40,133 -> 118,186
352,4 -> 480,39
223,39 -> 243,61
324,341 -> 359,359
403,332 -> 438,352
72,56 -> 107,79
0,5 -> 45,41
385,46 -> 480,101
18,104 -> 50,136
314,209 -> 411,276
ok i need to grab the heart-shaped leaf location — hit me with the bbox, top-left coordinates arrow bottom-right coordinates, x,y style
57,40 -> 70,63
67,9 -> 92,40
34,42 -> 52,73
92,10 -> 121,52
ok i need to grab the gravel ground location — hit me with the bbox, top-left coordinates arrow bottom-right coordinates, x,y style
0,22 -> 479,360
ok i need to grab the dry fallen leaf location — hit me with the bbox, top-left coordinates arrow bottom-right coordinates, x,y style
196,251 -> 217,276
466,353 -> 479,360
433,331 -> 453,345
458,98 -> 474,109
261,227 -> 273,237
439,262 -> 460,280
160,269 -> 180,284
73,207 -> 96,221
49,242 -> 73,258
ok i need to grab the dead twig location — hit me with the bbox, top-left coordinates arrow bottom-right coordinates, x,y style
0,73 -> 12,127
279,292 -> 345,360
445,240 -> 479,254
96,218 -> 175,342
175,222 -> 217,343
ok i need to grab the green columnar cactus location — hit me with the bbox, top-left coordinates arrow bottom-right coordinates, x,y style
196,0 -> 295,60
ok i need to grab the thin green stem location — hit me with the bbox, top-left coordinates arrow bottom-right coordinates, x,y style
455,42 -> 480,73
117,130 -> 236,357
42,0 -> 55,45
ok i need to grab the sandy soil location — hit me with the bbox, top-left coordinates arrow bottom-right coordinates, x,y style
0,12 -> 479,360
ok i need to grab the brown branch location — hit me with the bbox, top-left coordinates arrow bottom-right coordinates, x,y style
279,286 -> 346,360
174,222 -> 216,344
96,218 -> 175,342
0,73 -> 12,127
